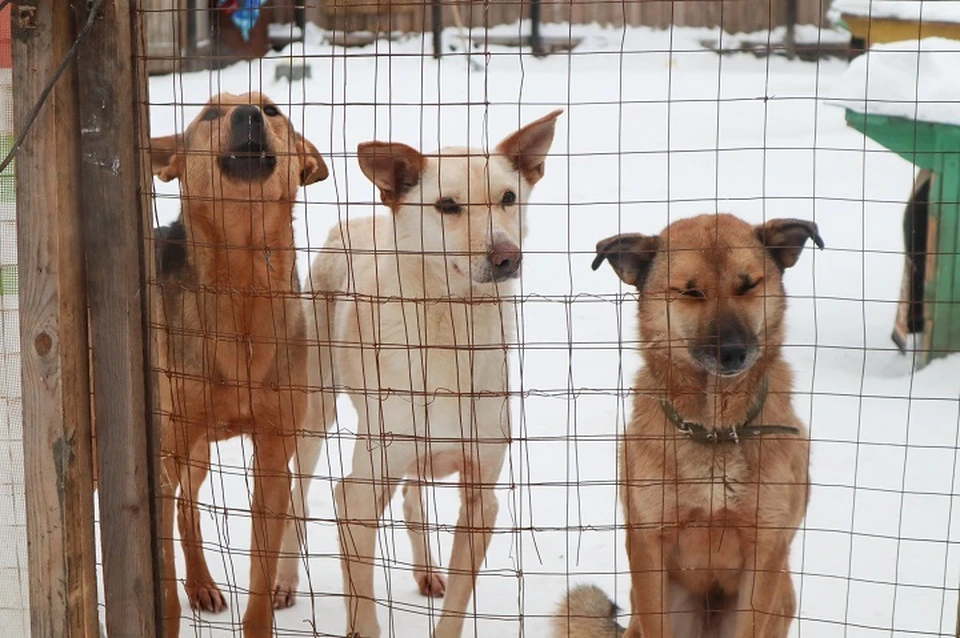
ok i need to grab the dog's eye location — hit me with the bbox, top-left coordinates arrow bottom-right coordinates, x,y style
671,287 -> 706,299
737,276 -> 763,295
201,109 -> 221,122
262,104 -> 280,117
501,190 -> 517,205
435,198 -> 462,215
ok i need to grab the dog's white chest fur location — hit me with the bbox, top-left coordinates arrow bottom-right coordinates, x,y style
322,217 -> 515,448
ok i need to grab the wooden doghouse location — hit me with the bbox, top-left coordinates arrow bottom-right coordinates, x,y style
847,111 -> 960,364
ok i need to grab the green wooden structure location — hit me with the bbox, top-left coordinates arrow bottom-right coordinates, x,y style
846,110 -> 960,364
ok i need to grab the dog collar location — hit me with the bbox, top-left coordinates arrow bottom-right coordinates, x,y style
658,378 -> 800,444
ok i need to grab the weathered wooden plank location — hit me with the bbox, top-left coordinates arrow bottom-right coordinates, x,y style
132,0 -> 169,631
75,0 -> 160,635
12,1 -> 100,637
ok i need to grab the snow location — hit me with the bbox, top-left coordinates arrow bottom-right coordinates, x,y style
141,22 -> 960,638
826,37 -> 960,126
720,24 -> 853,49
830,0 -> 960,24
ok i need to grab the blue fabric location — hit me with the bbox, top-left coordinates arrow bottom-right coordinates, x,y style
217,0 -> 266,42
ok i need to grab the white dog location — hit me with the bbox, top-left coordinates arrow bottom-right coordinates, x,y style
273,111 -> 562,638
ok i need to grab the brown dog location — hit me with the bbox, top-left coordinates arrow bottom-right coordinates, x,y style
150,92 -> 327,638
554,213 -> 821,638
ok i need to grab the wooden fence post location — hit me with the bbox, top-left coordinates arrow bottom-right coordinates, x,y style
75,0 -> 161,635
12,1 -> 100,636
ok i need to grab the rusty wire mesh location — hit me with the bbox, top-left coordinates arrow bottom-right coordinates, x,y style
132,1 -> 960,637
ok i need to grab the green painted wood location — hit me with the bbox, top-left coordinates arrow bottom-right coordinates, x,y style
928,128 -> 960,362
845,111 -> 943,171
845,109 -> 960,364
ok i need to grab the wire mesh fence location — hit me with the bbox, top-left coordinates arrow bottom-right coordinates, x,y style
137,1 -> 960,637
0,5 -> 29,636
10,0 -> 960,637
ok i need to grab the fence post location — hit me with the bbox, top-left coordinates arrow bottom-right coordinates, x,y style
12,1 -> 100,636
75,0 -> 161,635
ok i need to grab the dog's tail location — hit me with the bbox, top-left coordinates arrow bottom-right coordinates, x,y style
552,585 -> 625,638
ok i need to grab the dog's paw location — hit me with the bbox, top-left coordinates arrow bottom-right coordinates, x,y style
414,570 -> 446,598
186,582 -> 227,613
272,575 -> 298,609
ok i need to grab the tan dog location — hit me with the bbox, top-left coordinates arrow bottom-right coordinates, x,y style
554,213 -> 821,638
271,111 -> 562,637
150,92 -> 327,638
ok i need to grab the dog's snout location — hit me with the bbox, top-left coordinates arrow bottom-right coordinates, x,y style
231,105 -> 263,133
717,341 -> 749,374
219,103 -> 276,181
692,317 -> 757,377
488,240 -> 522,280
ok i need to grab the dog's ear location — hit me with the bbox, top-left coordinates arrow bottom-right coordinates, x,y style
296,134 -> 329,185
150,134 -> 184,182
495,109 -> 563,185
592,233 -> 661,288
357,141 -> 426,208
755,218 -> 824,271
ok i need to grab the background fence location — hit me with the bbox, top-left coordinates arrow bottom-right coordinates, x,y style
0,3 -> 28,636
10,1 -> 960,637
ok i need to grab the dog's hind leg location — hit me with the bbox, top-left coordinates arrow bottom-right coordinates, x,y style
178,437 -> 228,613
243,437 -> 294,638
160,442 -> 183,638
402,479 -> 446,597
432,445 -> 506,638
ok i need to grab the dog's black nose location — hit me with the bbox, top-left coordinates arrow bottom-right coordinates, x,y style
488,241 -> 522,280
231,105 -> 263,136
692,317 -> 756,376
717,342 -> 749,374
221,105 -> 275,181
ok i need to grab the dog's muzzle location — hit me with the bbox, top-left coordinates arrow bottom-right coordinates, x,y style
478,239 -> 522,283
690,319 -> 759,377
219,105 -> 277,181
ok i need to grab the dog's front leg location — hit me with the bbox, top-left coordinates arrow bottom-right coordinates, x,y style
274,387 -> 336,608
242,440 -> 293,638
403,479 -> 447,597
178,437 -> 228,613
160,453 -> 182,638
624,528 -> 671,638
733,532 -> 793,638
336,429 -> 411,638
433,447 -> 506,638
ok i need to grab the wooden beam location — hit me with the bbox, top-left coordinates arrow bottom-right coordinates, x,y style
12,1 -> 100,637
75,0 -> 160,635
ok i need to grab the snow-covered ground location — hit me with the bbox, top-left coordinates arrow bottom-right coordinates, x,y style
141,22 -> 960,638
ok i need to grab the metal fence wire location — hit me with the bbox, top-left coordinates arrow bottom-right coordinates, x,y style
13,0 -> 960,636
0,6 -> 29,636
